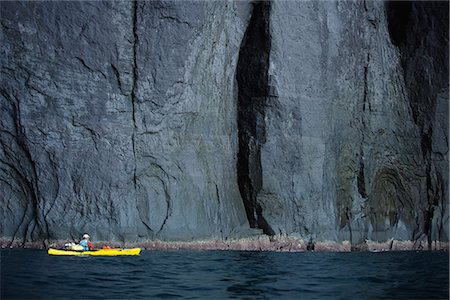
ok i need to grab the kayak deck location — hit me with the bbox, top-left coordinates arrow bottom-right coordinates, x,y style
48,248 -> 141,256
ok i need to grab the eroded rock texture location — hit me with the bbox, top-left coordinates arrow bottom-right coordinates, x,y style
259,0 -> 448,245
1,0 -> 448,246
1,1 -> 251,243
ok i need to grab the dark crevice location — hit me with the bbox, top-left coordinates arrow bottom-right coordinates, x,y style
215,183 -> 220,205
140,219 -> 153,233
236,1 -> 274,236
110,63 -> 125,95
420,128 -> 433,159
75,56 -> 107,79
157,183 -> 171,234
437,174 -> 445,241
386,1 -> 449,246
385,1 -> 412,48
423,204 -> 434,250
362,65 -> 368,112
358,52 -> 370,199
357,160 -> 367,198
345,207 -> 354,249
362,53 -> 371,112
131,0 -> 138,188
386,1 -> 448,127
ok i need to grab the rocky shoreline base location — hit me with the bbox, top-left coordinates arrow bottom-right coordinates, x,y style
1,235 -> 448,252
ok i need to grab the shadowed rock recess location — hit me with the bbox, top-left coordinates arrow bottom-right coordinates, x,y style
385,1 -> 449,247
236,1 -> 275,236
0,0 -> 448,248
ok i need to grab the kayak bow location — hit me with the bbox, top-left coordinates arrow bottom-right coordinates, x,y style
48,248 -> 141,256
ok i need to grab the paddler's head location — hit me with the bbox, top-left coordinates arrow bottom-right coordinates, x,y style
82,233 -> 90,240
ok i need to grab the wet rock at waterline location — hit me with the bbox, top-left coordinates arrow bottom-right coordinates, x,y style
0,1 -> 448,247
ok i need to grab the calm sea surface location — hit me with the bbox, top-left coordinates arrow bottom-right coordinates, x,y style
1,249 -> 448,299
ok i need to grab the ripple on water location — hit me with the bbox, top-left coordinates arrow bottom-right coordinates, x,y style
1,249 -> 448,299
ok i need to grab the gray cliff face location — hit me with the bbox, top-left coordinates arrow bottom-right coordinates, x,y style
1,1 -> 251,242
259,0 -> 448,244
1,0 -> 448,246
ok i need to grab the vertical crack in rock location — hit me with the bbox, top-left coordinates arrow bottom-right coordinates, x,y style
358,53 -> 370,199
131,0 -> 139,189
110,63 -> 125,95
362,55 -> 371,113
156,163 -> 173,235
139,217 -> 153,233
236,1 -> 274,235
214,183 -> 223,238
386,1 -> 449,247
42,152 -> 60,239
345,207 -> 354,250
157,184 -> 171,234
357,160 -> 367,199
130,1 -> 153,235
436,173 -> 445,241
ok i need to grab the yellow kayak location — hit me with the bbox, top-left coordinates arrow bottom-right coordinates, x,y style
48,248 -> 141,256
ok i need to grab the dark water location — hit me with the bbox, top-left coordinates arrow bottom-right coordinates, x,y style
1,249 -> 448,299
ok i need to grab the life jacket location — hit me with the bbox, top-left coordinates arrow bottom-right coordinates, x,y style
80,239 -> 93,251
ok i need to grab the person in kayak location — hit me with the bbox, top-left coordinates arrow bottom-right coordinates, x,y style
80,233 -> 94,251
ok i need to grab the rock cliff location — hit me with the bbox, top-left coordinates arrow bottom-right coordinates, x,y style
1,0 -> 448,247
259,0 -> 448,246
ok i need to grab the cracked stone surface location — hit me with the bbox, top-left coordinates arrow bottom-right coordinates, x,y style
259,0 -> 448,244
1,1 -> 251,242
0,0 -> 448,245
